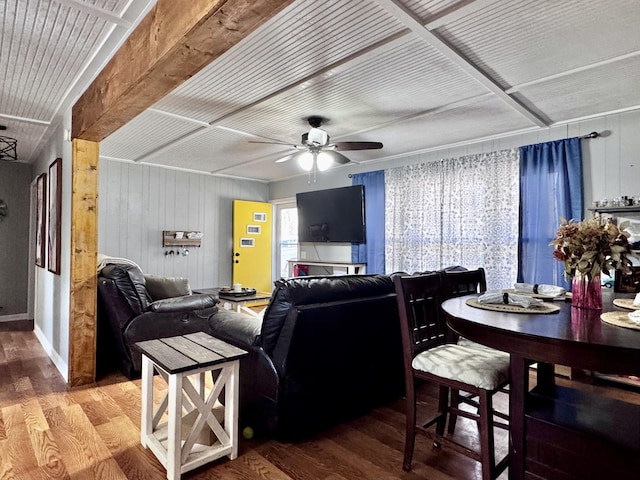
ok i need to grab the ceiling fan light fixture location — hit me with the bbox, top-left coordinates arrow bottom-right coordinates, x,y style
307,127 -> 329,146
316,152 -> 333,171
298,152 -> 314,171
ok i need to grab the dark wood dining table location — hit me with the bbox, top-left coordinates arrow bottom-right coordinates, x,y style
441,291 -> 640,480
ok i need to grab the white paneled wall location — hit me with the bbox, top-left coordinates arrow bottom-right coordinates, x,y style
269,109 -> 640,213
98,160 -> 269,290
97,109 -> 640,286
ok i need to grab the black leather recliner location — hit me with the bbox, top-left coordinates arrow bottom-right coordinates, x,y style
207,274 -> 405,440
97,264 -> 219,378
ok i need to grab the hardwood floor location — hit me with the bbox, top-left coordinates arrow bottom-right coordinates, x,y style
1,330 -> 638,480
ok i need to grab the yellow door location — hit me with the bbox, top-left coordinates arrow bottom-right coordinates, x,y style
232,200 -> 272,293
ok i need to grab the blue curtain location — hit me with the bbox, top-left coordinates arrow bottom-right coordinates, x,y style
518,137 -> 583,287
351,170 -> 385,273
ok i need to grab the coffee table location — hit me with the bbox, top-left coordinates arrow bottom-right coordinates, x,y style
195,288 -> 272,317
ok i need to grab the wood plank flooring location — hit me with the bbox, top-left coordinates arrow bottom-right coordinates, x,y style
1,330 -> 638,480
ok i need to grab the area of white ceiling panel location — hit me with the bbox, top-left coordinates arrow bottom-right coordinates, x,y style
152,0 -> 406,123
100,109 -> 205,160
221,157 -> 303,182
515,55 -> 640,124
139,125 -> 289,174
342,95 -> 533,160
436,0 -> 640,89
219,34 -> 490,142
1,0 -> 111,120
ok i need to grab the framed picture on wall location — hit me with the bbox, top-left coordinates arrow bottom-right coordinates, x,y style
35,173 -> 47,268
48,157 -> 62,275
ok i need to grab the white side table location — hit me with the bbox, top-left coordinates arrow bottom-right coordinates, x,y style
136,332 -> 248,480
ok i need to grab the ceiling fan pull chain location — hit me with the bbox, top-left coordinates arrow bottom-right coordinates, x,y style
313,152 -> 318,183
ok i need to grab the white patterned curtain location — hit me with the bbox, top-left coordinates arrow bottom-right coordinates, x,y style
385,149 -> 520,290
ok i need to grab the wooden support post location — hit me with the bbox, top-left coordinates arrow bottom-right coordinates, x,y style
68,139 -> 99,386
68,0 -> 294,386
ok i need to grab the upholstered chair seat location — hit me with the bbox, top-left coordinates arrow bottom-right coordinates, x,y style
412,343 -> 510,390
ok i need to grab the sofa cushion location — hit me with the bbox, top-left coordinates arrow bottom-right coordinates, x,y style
100,264 -> 151,315
144,274 -> 192,300
260,274 -> 394,355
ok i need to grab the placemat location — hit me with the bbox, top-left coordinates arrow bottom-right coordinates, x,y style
502,288 -> 566,300
465,298 -> 560,314
612,298 -> 640,310
601,311 -> 640,330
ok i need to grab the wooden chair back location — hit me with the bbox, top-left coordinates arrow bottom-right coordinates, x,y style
441,267 -> 487,299
393,272 -> 447,361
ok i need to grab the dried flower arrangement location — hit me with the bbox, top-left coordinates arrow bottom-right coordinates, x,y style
550,217 -> 634,280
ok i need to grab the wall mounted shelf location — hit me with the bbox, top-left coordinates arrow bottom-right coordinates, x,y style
162,230 -> 202,248
588,206 -> 640,214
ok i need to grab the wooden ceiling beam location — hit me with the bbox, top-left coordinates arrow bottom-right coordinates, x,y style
72,0 -> 296,142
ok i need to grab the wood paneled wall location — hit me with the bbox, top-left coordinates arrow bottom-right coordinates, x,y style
98,160 -> 269,289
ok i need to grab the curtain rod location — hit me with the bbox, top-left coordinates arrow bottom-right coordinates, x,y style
581,131 -> 599,139
347,132 -> 601,177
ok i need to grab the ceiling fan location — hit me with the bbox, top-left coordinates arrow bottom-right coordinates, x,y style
249,116 -> 383,181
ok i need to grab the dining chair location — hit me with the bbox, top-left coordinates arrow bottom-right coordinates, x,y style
393,272 -> 510,480
440,267 -> 488,347
439,267 -> 510,435
440,266 -> 487,298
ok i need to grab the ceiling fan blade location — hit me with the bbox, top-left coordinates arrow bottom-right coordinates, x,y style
333,141 -> 383,151
248,140 -> 298,147
325,150 -> 351,165
247,131 -> 296,146
275,152 -> 303,163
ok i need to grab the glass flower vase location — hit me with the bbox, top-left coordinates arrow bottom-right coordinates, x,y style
571,272 -> 602,310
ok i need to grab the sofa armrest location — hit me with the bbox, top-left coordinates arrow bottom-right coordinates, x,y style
206,309 -> 279,435
207,309 -> 261,347
148,293 -> 217,312
122,306 -> 219,376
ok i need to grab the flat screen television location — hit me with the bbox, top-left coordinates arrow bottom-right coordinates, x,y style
296,185 -> 366,243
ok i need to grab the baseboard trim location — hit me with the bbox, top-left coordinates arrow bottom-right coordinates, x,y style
0,313 -> 29,322
34,325 -> 69,382
0,318 -> 33,331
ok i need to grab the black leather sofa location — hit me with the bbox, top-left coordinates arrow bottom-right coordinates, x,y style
207,274 -> 405,440
97,264 -> 220,378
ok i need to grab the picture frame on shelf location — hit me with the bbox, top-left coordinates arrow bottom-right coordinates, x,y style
47,157 -> 62,275
35,172 -> 46,268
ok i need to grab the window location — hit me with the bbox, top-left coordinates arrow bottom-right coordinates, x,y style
275,202 -> 298,279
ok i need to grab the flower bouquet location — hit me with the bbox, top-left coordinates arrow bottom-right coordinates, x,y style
550,217 -> 634,309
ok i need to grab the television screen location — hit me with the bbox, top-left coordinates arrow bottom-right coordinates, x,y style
296,185 -> 366,243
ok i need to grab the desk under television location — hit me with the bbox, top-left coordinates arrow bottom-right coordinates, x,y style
286,260 -> 366,277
